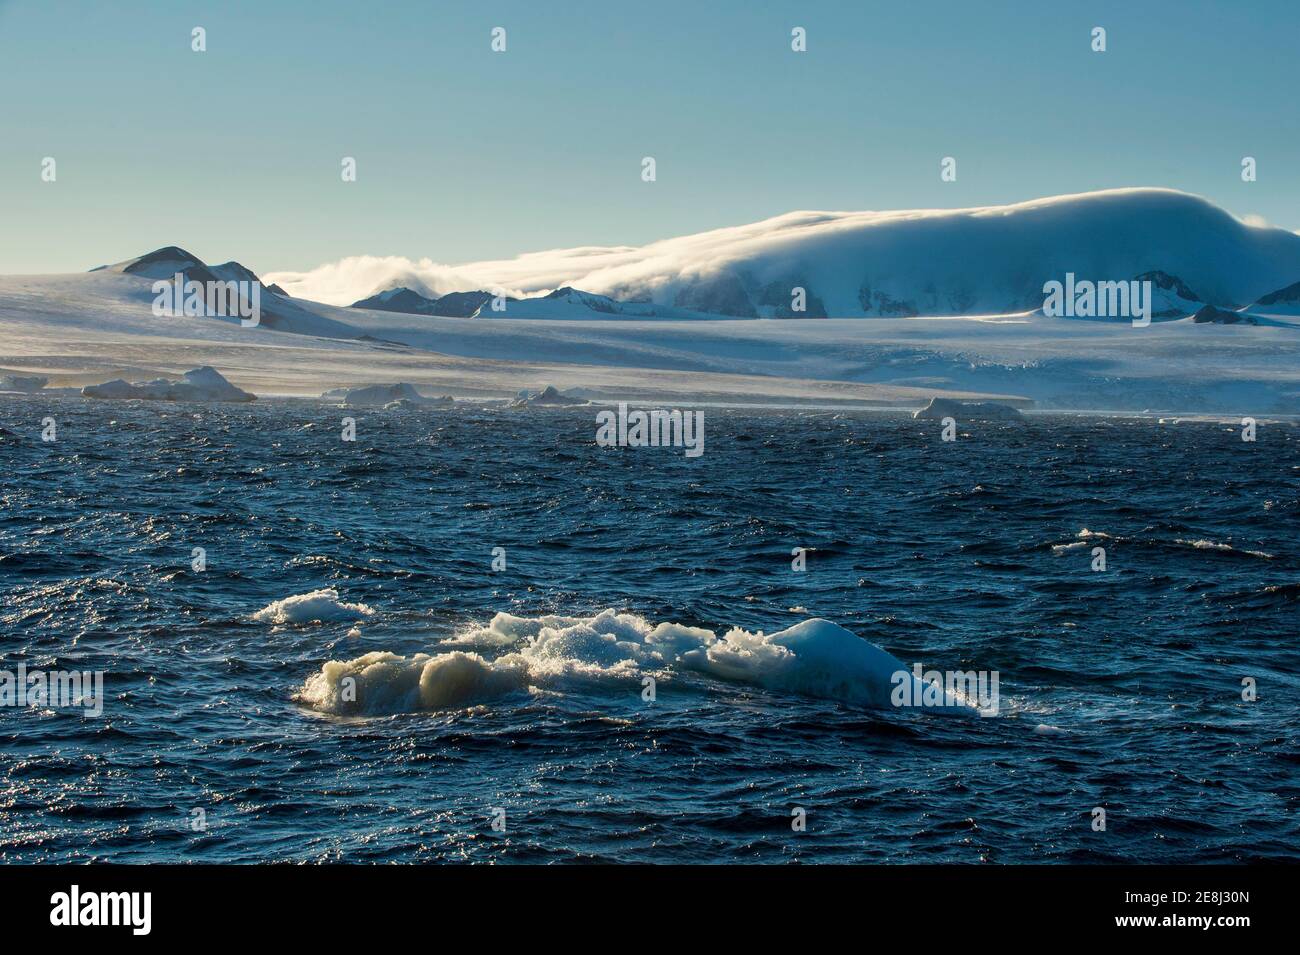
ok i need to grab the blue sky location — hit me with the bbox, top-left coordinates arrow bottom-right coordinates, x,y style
2,0 -> 1297,275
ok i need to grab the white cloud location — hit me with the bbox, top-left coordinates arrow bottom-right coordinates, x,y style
263,210 -> 853,306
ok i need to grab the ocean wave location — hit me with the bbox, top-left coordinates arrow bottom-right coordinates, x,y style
1050,529 -> 1273,559
297,609 -> 977,715
1049,528 -> 1111,554
1173,538 -> 1274,559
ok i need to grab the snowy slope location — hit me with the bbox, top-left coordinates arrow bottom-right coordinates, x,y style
0,269 -> 1041,409
90,247 -> 369,339
267,189 -> 1300,318
6,260 -> 1300,412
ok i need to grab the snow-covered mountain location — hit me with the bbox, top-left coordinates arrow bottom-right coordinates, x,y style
92,246 -> 363,336
350,283 -> 722,320
351,287 -> 441,315
1140,271 -> 1208,318
350,287 -> 500,318
96,245 -> 286,295
267,189 -> 1300,320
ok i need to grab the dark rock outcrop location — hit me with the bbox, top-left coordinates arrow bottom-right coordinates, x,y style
1192,304 -> 1256,325
757,280 -> 828,318
1136,270 -> 1203,303
433,290 -> 496,317
1254,279 -> 1300,307
858,283 -> 918,317
673,273 -> 758,317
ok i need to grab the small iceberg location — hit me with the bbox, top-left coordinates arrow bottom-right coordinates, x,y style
297,610 -> 983,715
913,397 -> 1024,421
324,383 -> 454,408
253,588 -> 374,625
82,366 -> 255,402
507,385 -> 588,408
0,374 -> 49,394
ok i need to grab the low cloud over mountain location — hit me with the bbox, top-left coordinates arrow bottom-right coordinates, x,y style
266,189 -> 1300,319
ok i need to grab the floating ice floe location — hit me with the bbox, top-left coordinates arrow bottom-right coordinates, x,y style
322,382 -> 454,408
913,397 -> 1024,421
300,650 -> 529,713
253,588 -> 374,625
297,609 -> 981,716
82,366 -> 255,403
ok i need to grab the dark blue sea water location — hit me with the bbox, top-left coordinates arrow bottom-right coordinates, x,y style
1,397 -> 1297,863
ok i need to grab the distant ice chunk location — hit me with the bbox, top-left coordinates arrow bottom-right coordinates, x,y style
81,379 -> 140,400
81,366 -> 255,402
326,382 -> 454,408
507,385 -> 588,408
913,397 -> 1024,421
0,374 -> 49,393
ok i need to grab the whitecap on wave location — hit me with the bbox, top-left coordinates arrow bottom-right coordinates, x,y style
1050,529 -> 1272,560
